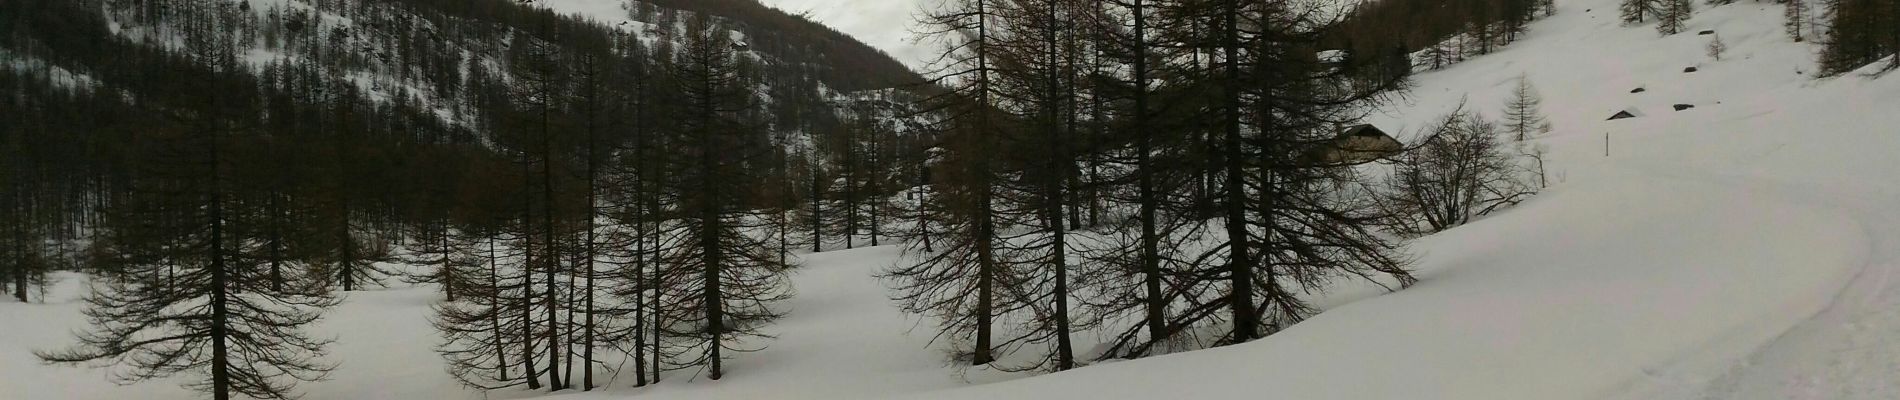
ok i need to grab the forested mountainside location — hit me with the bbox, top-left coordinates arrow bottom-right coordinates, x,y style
0,0 -> 934,281
620,0 -> 923,90
0,0 -> 933,396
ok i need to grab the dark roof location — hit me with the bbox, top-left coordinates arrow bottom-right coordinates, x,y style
1341,124 -> 1388,138
1608,109 -> 1643,120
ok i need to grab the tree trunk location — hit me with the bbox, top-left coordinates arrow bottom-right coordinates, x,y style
268,191 -> 283,292
1220,3 -> 1259,343
845,147 -> 857,250
339,199 -> 354,292
540,104 -> 564,391
701,131 -> 726,381
207,109 -> 233,400
970,0 -> 997,367
521,168 -> 541,389
1132,0 -> 1166,353
442,223 -> 455,302
810,172 -> 822,253
490,238 -> 509,382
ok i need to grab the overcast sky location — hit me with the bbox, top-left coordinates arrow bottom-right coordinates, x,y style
755,0 -> 936,71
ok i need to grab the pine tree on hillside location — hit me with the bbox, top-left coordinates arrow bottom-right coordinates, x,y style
1656,0 -> 1692,35
0,93 -> 51,303
1466,14 -> 1497,54
1503,74 -> 1549,141
0,193 -> 48,302
402,215 -> 469,302
1621,0 -> 1659,24
568,48 -> 618,391
1707,33 -> 1727,60
1425,40 -> 1455,70
317,84 -> 396,293
38,36 -> 337,400
889,143 -> 939,253
886,0 -> 1014,368
813,99 -> 901,251
433,193 -> 543,391
824,107 -> 879,250
440,30 -> 578,393
1817,0 -> 1900,74
230,133 -> 326,295
791,143 -> 831,253
653,14 -> 795,380
1785,0 -> 1811,42
1500,0 -> 1537,42
601,37 -> 667,388
986,0 -> 1088,371
1189,0 -> 1419,344
508,30 -> 576,391
1078,0 -> 1199,360
862,116 -> 890,248
1891,0 -> 1900,71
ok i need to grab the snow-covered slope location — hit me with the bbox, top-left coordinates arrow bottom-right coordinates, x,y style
899,0 -> 1900,398
5,0 -> 1899,399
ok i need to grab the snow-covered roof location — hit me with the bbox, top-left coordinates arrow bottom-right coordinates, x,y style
1608,107 -> 1645,120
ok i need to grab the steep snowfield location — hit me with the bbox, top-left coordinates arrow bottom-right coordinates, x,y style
5,0 -> 1900,399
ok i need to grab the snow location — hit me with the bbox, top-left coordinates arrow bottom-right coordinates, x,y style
0,50 -> 102,90
546,247 -> 1011,400
894,168 -> 1868,400
0,271 -> 479,400
7,0 -> 1900,399
531,0 -> 661,39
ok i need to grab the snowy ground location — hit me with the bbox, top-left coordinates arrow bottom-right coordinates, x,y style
6,0 -> 1900,399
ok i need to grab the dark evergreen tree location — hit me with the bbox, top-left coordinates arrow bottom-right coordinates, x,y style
1657,0 -> 1693,35
1622,0 -> 1660,24
0,71 -> 54,303
432,171 -> 542,391
987,0 -> 1087,371
887,0 -> 1015,367
1786,0 -> 1812,42
652,14 -> 796,380
1819,0 -> 1900,74
1077,0 -> 1204,360
1180,0 -> 1418,344
37,33 -> 338,400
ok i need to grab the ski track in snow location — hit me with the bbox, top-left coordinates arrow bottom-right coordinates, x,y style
1635,116 -> 1900,400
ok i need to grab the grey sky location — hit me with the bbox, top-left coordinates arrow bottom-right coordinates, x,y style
755,0 -> 936,71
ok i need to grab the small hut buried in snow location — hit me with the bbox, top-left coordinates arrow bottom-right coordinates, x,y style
1607,107 -> 1644,120
1303,124 -> 1403,166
